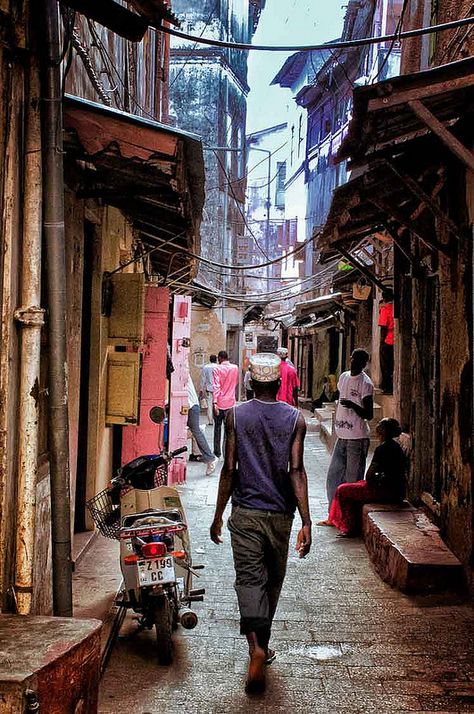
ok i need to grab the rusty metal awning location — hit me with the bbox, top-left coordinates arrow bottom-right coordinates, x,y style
339,56 -> 474,170
62,0 -> 180,42
63,94 -> 205,283
294,292 -> 344,317
316,58 -> 474,289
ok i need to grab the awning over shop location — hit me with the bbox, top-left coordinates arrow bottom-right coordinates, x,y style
339,56 -> 474,171
293,313 -> 341,333
63,94 -> 205,284
318,57 -> 474,277
62,0 -> 179,42
294,292 -> 344,317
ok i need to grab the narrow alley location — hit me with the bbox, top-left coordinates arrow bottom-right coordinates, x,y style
99,425 -> 474,714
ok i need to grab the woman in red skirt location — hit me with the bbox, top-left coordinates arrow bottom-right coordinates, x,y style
328,418 -> 406,536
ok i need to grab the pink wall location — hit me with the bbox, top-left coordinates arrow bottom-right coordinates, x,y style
122,286 -> 169,464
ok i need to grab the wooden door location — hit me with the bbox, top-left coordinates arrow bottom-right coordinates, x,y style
121,286 -> 170,465
168,295 -> 191,484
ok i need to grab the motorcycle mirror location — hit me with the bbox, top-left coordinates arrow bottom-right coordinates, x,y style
149,405 -> 165,424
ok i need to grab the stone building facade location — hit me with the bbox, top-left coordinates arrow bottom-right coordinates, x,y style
169,1 -> 265,384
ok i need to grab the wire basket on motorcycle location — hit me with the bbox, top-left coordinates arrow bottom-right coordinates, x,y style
86,448 -> 187,539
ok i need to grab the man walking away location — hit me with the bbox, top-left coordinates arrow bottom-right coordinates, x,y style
200,354 -> 217,425
318,348 -> 373,525
187,376 -> 217,475
210,353 -> 311,694
276,347 -> 300,407
212,350 -> 239,458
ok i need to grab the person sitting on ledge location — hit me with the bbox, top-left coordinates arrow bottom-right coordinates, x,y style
327,417 -> 406,537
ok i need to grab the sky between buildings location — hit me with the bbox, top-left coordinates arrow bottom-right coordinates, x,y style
247,0 -> 346,133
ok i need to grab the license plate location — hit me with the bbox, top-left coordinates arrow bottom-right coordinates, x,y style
137,556 -> 175,586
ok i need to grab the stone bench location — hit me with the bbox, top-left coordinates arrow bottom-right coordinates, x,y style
362,503 -> 464,593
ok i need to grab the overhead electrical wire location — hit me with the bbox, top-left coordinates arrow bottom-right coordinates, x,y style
166,272 -> 336,305
372,0 -> 409,84
155,15 -> 474,52
211,147 -> 270,259
138,222 -> 322,272
205,141 -> 288,193
200,254 -> 338,290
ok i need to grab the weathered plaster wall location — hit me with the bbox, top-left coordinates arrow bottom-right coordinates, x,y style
64,188 -> 85,529
170,1 -> 251,312
437,171 -> 473,581
0,41 -> 23,610
402,0 -> 474,73
189,306 -> 226,391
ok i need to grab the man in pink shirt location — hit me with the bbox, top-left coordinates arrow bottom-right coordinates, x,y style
212,350 -> 239,458
276,347 -> 300,407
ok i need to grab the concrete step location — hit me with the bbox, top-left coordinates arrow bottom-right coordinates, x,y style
320,419 -> 336,453
369,403 -> 383,435
0,615 -> 101,712
362,504 -> 464,593
373,390 -> 396,418
313,407 -> 333,423
73,535 -> 125,671
306,417 -> 320,433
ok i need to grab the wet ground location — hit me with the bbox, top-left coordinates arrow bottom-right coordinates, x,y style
99,425 -> 474,713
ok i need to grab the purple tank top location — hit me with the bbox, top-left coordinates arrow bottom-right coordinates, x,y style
232,399 -> 300,514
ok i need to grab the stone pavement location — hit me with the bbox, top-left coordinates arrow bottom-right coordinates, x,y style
99,425 -> 474,714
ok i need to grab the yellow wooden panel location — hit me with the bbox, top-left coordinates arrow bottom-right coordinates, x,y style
108,273 -> 145,342
105,352 -> 141,425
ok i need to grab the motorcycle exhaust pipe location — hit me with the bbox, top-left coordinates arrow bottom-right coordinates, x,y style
179,607 -> 198,630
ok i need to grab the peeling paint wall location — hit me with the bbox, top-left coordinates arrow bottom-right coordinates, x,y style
399,0 -> 474,586
402,0 -> 474,74
189,306 -> 226,391
0,2 -> 27,610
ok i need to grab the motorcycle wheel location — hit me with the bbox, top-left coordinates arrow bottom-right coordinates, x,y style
153,595 -> 173,665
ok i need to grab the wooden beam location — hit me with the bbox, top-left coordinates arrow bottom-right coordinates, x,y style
384,160 -> 463,239
369,196 -> 451,256
367,73 -> 474,112
408,99 -> 474,175
336,245 -> 386,291
63,0 -> 148,41
382,223 -> 418,269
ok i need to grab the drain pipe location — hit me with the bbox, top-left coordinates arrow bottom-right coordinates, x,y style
13,59 -> 45,615
42,0 -> 73,616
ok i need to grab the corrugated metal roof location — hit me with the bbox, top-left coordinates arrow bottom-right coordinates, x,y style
63,93 -> 205,281
338,56 -> 474,167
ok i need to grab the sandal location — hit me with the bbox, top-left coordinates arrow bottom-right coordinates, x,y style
265,649 -> 276,665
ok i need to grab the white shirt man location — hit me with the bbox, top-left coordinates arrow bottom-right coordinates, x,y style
321,349 -> 374,521
199,355 -> 217,425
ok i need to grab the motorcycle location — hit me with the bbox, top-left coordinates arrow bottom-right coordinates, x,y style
87,447 -> 205,665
